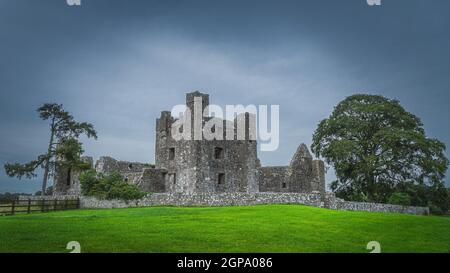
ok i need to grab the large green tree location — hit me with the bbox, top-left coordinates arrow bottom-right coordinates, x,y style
311,94 -> 448,203
4,103 -> 97,196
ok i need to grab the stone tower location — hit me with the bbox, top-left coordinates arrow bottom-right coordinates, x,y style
155,91 -> 259,194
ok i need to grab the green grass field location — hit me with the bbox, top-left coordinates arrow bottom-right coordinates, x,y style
0,205 -> 449,253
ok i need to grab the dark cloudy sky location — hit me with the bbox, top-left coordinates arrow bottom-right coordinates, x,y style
1,0 -> 449,193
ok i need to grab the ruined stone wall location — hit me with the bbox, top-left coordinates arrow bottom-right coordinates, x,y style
79,192 -> 430,215
80,192 -> 322,208
93,156 -> 166,193
259,166 -> 289,192
140,168 -> 166,193
54,155 -> 165,195
121,172 -> 143,187
53,156 -> 93,196
324,194 -> 429,215
258,144 -> 326,193
95,156 -> 149,174
312,160 -> 326,193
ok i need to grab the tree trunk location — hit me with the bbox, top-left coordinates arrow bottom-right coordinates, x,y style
41,164 -> 49,196
41,118 -> 55,197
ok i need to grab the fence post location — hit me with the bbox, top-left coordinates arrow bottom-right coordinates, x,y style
64,199 -> 68,210
11,200 -> 15,215
77,198 -> 80,209
41,199 -> 45,212
53,199 -> 57,211
27,199 -> 31,214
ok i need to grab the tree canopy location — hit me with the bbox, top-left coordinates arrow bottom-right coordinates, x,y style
311,94 -> 448,207
4,103 -> 97,196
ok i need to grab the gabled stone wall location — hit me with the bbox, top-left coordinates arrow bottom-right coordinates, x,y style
258,144 -> 325,193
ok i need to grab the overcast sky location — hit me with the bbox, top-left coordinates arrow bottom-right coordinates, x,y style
1,0 -> 449,193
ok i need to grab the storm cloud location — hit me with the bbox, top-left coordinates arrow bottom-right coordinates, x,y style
1,0 -> 449,192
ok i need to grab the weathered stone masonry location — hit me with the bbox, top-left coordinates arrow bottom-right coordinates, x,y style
18,193 -> 430,215
78,193 -> 429,215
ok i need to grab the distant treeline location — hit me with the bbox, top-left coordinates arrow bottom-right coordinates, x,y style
0,192 -> 31,203
0,186 -> 54,203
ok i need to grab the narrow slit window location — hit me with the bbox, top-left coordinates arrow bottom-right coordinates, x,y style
66,169 -> 71,186
218,173 -> 225,185
169,148 -> 175,160
214,147 -> 224,159
169,173 -> 177,185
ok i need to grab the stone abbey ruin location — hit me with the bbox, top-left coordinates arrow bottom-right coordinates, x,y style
54,91 -> 325,196
50,91 -> 429,215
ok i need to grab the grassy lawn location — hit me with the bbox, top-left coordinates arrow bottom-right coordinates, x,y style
0,205 -> 449,253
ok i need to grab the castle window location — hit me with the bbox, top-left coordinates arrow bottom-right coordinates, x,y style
169,148 -> 175,160
214,147 -> 224,159
218,173 -> 225,185
169,173 -> 176,185
124,177 -> 129,182
128,164 -> 133,170
66,169 -> 71,186
282,182 -> 287,189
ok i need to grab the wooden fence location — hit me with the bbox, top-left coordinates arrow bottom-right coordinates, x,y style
0,198 -> 80,216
